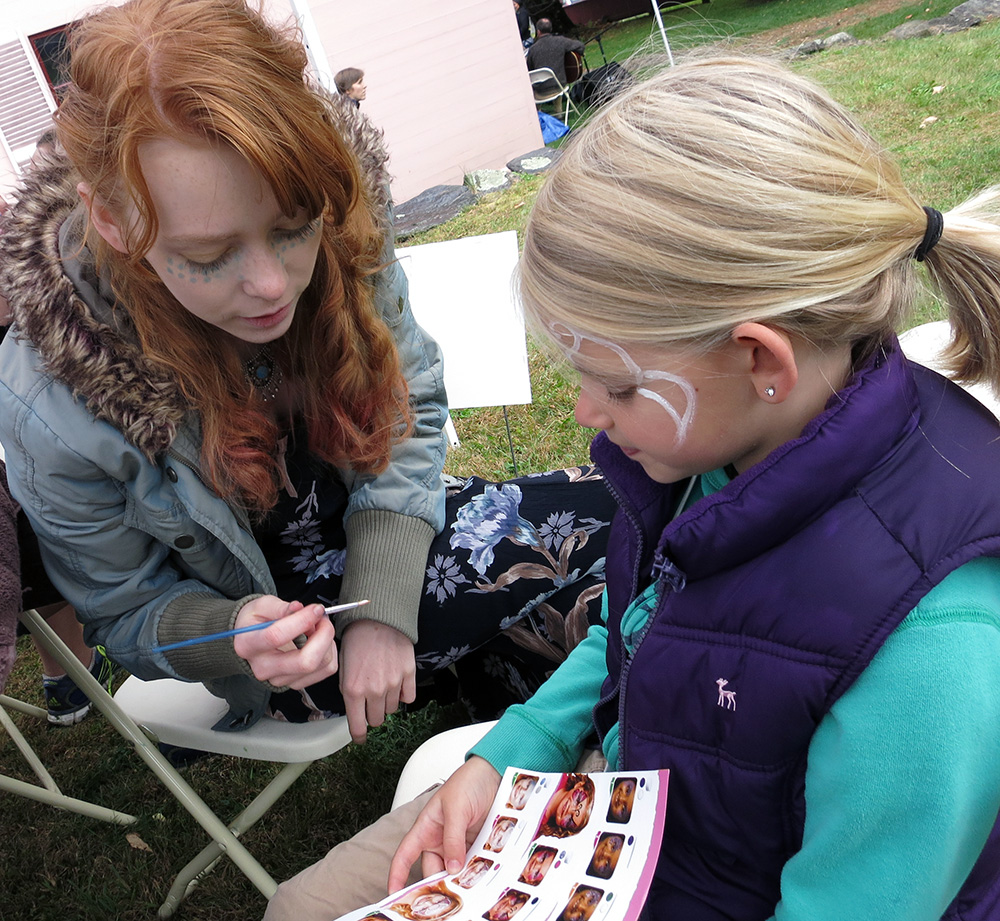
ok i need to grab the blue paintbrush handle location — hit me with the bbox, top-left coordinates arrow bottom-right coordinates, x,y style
151,599 -> 369,654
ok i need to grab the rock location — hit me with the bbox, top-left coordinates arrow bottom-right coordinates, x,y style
393,184 -> 476,237
792,31 -> 857,56
466,169 -> 513,196
507,147 -> 563,175
932,14 -> 982,31
885,0 -> 1000,40
794,39 -> 826,55
885,19 -> 937,39
823,31 -> 856,47
949,0 -> 1000,19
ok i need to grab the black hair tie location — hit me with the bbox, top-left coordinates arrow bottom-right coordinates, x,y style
914,206 -> 944,262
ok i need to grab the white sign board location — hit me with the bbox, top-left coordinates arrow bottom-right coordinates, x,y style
395,230 -> 532,411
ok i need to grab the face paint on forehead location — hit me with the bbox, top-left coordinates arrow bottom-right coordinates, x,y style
548,321 -> 697,443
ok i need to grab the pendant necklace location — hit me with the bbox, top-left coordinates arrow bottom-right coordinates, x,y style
244,344 -> 283,402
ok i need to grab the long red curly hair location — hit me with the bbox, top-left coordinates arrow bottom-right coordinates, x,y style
55,0 -> 411,510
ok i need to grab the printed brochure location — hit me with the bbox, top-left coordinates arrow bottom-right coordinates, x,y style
338,766 -> 669,921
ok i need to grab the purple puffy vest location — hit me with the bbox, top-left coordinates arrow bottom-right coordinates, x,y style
592,342 -> 1000,920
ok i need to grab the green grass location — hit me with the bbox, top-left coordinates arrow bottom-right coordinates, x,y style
847,0 -> 957,39
4,8 -> 1000,920
574,0 -> 910,59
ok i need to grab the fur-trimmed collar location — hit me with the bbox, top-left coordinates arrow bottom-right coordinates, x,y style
0,93 -> 391,461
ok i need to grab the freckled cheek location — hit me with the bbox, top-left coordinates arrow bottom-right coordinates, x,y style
277,228 -> 322,277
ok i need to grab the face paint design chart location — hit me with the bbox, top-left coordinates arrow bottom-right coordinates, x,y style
340,768 -> 669,921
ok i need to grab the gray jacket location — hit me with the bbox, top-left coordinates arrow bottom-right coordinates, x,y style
0,99 -> 448,728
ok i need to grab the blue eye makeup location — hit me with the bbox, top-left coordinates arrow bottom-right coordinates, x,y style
176,217 -> 319,278
274,217 -> 320,246
183,250 -> 235,275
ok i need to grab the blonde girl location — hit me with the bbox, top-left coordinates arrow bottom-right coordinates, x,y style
267,55 -> 1000,921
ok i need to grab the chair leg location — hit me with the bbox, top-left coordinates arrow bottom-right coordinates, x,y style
157,761 -> 310,916
0,702 -> 138,825
20,610 -> 280,915
564,93 -> 580,127
0,692 -> 47,719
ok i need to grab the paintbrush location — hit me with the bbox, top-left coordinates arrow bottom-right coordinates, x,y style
151,599 -> 370,653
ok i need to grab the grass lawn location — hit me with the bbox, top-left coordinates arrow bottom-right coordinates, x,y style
3,6 -> 999,920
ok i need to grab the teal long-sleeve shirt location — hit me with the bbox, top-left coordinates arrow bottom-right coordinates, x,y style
472,470 -> 1000,920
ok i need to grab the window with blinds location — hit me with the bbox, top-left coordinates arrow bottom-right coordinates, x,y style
0,34 -> 58,172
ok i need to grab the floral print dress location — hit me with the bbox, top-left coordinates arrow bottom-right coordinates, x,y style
258,432 -> 616,721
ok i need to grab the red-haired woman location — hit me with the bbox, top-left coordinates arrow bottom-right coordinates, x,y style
0,0 -> 614,744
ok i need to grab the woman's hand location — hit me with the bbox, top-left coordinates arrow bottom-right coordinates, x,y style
232,597 -> 338,688
339,620 -> 417,743
388,755 -> 503,892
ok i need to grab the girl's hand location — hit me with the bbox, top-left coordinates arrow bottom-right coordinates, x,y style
339,620 -> 417,743
388,755 -> 502,892
232,597 -> 338,688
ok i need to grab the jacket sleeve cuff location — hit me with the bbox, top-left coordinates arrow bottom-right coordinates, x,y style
337,510 -> 434,643
159,592 -> 263,680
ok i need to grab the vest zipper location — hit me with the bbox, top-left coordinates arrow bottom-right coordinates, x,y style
600,474 -> 644,600
651,553 -> 687,592
600,469 -> 694,768
618,550 -> 688,769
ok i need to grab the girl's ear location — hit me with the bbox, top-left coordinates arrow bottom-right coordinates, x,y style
76,182 -> 129,253
729,322 -> 799,403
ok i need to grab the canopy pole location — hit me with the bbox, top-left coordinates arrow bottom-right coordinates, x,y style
650,1 -> 675,65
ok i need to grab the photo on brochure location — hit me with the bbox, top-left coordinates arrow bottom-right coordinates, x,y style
338,767 -> 668,921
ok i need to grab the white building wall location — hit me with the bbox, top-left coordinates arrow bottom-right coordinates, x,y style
305,0 -> 542,204
0,0 -> 542,205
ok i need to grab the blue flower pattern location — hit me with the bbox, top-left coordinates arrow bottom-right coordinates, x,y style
450,483 -> 541,576
266,464 -> 613,722
445,475 -> 610,597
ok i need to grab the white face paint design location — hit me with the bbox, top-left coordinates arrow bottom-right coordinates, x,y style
549,321 -> 697,444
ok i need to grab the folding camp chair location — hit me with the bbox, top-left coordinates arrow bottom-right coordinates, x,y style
899,320 -> 1000,420
0,610 -> 137,826
0,607 -> 352,918
528,67 -> 580,125
391,720 -> 495,809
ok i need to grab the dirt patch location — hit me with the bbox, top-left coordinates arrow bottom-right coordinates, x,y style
748,0 -> 914,47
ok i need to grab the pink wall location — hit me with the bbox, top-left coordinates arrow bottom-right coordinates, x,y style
1,0 -> 544,205
307,0 -> 543,205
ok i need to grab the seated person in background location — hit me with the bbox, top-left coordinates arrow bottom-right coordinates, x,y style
335,66 -> 366,107
0,462 -> 112,714
16,517 -> 115,724
513,1 -> 532,44
524,18 -> 583,90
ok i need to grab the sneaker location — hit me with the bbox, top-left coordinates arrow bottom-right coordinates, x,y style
42,645 -> 116,726
156,742 -> 212,769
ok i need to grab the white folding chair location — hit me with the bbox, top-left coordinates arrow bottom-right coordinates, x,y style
391,720 -> 494,810
112,673 -> 352,917
528,67 -> 580,124
0,611 -> 137,826
0,607 -> 351,918
899,320 -> 1000,420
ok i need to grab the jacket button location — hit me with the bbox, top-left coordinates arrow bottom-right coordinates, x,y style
166,467 -> 178,482
175,535 -> 195,550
